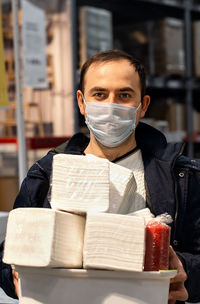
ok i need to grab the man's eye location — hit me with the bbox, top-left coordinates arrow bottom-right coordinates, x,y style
94,93 -> 104,98
119,93 -> 130,98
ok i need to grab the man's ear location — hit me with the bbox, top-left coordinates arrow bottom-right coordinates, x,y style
77,90 -> 85,116
140,95 -> 150,118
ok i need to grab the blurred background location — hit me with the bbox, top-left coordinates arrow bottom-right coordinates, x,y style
0,0 -> 199,212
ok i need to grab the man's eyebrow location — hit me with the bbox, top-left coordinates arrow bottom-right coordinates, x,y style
119,87 -> 136,93
89,87 -> 107,93
89,87 -> 136,94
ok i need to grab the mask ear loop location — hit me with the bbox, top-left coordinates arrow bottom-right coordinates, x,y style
81,93 -> 88,121
81,92 -> 86,105
137,103 -> 142,111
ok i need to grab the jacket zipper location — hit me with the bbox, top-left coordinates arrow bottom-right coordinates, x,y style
171,143 -> 185,244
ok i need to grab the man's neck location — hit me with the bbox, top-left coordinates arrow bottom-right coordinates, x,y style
84,133 -> 137,161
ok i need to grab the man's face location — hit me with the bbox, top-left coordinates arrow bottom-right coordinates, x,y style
77,59 -> 150,123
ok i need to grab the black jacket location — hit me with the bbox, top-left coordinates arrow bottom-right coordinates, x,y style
1,122 -> 200,302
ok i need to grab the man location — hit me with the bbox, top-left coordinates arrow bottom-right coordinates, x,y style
1,49 -> 199,303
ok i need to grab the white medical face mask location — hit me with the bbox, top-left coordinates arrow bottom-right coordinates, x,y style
82,95 -> 141,148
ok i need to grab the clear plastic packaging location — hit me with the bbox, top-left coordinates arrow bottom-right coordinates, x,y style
144,213 -> 172,271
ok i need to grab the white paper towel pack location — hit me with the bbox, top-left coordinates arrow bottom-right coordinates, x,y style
50,154 -> 110,213
3,208 -> 85,268
72,154 -> 137,214
109,161 -> 137,213
83,213 -> 145,272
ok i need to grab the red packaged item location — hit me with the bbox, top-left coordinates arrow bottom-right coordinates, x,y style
144,214 -> 172,271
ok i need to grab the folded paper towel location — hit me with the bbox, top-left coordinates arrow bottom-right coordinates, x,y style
50,154 -> 110,213
107,161 -> 137,213
3,208 -> 85,267
83,213 -> 145,272
86,154 -> 137,213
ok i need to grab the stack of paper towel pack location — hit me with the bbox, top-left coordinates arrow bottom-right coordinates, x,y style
3,154 -> 146,272
3,208 -> 85,268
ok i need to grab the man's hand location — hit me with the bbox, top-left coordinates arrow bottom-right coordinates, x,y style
12,269 -> 19,298
168,246 -> 188,304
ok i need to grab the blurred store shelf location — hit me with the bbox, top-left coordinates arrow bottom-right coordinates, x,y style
0,136 -> 69,150
77,0 -> 200,23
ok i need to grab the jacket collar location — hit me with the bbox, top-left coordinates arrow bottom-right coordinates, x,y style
64,132 -> 89,154
136,122 -> 185,162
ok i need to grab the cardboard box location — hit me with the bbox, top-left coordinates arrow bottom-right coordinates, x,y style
114,18 -> 184,76
166,102 -> 185,132
79,6 -> 113,67
193,110 -> 200,133
0,176 -> 18,211
153,18 -> 185,76
16,267 -> 176,304
193,21 -> 200,77
148,101 -> 185,132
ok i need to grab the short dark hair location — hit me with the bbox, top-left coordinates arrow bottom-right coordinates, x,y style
79,49 -> 146,99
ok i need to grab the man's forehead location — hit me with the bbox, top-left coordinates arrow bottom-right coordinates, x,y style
86,59 -> 136,74
84,59 -> 138,88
